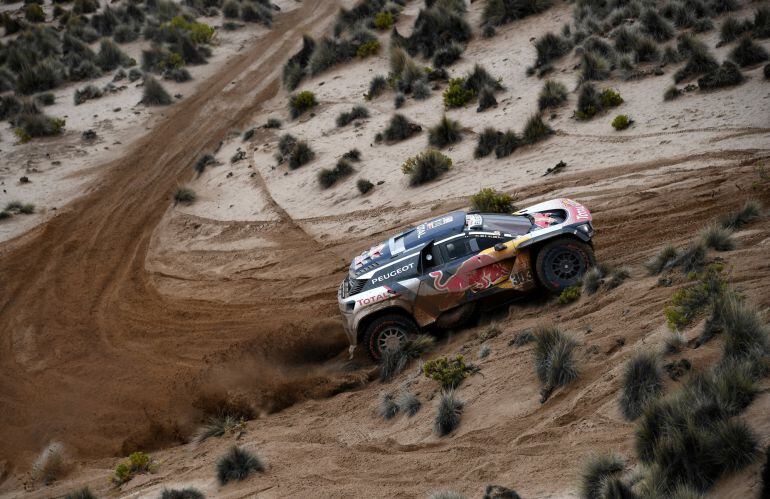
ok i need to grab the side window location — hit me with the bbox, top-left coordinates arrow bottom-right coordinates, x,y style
441,238 -> 473,261
474,236 -> 500,251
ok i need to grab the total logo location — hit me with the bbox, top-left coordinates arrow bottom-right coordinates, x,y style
371,262 -> 415,284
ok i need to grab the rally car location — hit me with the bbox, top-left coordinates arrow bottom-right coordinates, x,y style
338,198 -> 595,360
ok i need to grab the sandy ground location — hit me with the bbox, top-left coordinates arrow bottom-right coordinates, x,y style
0,0 -> 769,497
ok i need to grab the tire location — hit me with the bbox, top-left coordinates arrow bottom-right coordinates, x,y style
534,237 -> 595,293
362,313 -> 419,362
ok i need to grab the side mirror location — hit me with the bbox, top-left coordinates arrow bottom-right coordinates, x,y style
494,243 -> 507,251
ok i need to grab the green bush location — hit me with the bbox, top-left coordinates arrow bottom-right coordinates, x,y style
558,285 -> 581,304
423,355 -> 471,389
469,187 -> 515,213
665,267 -> 725,331
113,451 -> 152,484
216,446 -> 264,485
612,114 -> 630,130
428,114 -> 462,148
13,113 -> 65,142
401,149 -> 452,186
443,77 -> 475,108
288,90 -> 317,119
356,39 -> 380,58
373,10 -> 393,30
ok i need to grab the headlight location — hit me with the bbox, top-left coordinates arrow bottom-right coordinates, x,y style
577,223 -> 594,235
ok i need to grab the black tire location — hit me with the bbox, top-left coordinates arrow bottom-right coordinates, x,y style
362,313 -> 419,362
534,237 -> 595,293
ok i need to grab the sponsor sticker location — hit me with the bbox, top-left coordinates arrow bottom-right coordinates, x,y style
417,216 -> 453,238
371,262 -> 416,284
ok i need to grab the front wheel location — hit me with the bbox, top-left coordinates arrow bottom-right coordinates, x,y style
362,314 -> 419,362
535,237 -> 595,293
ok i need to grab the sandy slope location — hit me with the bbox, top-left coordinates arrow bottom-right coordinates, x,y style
0,0 -> 769,496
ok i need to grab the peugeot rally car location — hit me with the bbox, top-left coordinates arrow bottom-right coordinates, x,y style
338,198 -> 595,360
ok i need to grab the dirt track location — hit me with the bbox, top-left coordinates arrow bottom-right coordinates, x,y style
0,0 -> 354,464
1,0 -> 770,495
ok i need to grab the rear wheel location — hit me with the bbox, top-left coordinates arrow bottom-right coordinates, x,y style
362,314 -> 419,362
535,237 -> 595,293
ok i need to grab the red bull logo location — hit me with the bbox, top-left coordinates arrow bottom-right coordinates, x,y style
429,254 -> 512,293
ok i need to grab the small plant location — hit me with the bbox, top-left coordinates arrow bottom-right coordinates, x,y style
380,335 -> 435,381
719,199 -> 762,229
720,294 -> 768,362
470,187 -> 515,213
443,78 -> 475,108
675,46 -> 719,83
32,442 -> 67,485
396,391 -> 421,416
612,114 -> 630,130
664,85 -> 683,101
288,141 -> 315,169
558,285 -> 581,304
494,130 -> 520,158
25,3 -> 45,22
401,149 -> 452,186
580,453 -> 625,499
383,114 -> 421,143
535,32 -> 572,66
4,201 -> 36,215
357,178 -> 374,194
318,159 -> 354,188
379,392 -> 399,420
428,115 -> 462,148
194,414 -> 245,443
664,331 -> 686,354
512,330 -> 535,347
671,242 -> 706,274
580,52 -> 610,82
336,105 -> 369,127
113,451 -> 152,484
698,61 -> 744,90
433,43 -> 464,68
366,75 -> 388,100
575,85 -> 623,120
265,118 -> 282,129
664,267 -> 725,331
533,325 -> 579,402
522,114 -> 553,144
13,113 -> 66,142
160,488 -> 205,499
373,11 -> 394,30
174,187 -> 196,205
619,352 -> 664,420
474,128 -> 500,159
479,344 -> 491,359
74,85 -> 103,105
288,91 -> 317,119
423,355 -> 471,389
216,446 -> 264,485
357,39 -> 381,58
141,76 -> 172,106
64,487 -> 96,499
434,390 -> 463,437
646,244 -> 678,274
538,80 -> 568,110
477,86 -> 497,112
729,36 -> 769,67
700,223 -> 734,251
641,8 -> 675,41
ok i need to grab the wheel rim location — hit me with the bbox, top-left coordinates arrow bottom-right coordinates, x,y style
378,327 -> 407,355
550,249 -> 583,281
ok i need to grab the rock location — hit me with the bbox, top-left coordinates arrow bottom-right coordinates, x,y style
82,130 -> 97,140
19,176 -> 30,183
484,485 -> 521,499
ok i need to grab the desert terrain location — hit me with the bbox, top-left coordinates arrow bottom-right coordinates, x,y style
0,0 -> 769,496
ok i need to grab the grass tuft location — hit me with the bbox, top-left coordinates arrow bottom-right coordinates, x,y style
288,90 -> 317,119
619,351 -> 664,420
141,76 -> 171,106
379,392 -> 399,420
719,199 -> 762,229
434,389 -> 463,436
521,114 -> 553,144
160,487 -> 205,499
580,453 -> 625,499
336,105 -> 369,127
318,159 -> 354,188
396,391 -> 421,416
216,446 -> 264,485
383,114 -> 421,143
194,414 -> 244,443
538,79 -> 568,110
533,325 -> 579,402
173,187 -> 196,205
428,114 -> 462,148
700,223 -> 734,251
474,127 -> 501,158
401,149 -> 452,186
